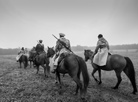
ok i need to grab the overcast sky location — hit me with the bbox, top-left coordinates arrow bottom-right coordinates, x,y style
0,0 -> 138,48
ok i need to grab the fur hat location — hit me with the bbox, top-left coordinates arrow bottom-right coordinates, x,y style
59,33 -> 65,37
98,34 -> 103,38
39,40 -> 43,43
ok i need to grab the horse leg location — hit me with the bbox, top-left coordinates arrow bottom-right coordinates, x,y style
41,65 -> 48,78
75,70 -> 81,95
30,61 -> 31,68
112,70 -> 122,89
98,69 -> 102,84
56,71 -> 62,88
75,84 -> 79,95
72,76 -> 83,98
23,62 -> 26,69
55,73 -> 59,84
19,62 -> 21,68
46,65 -> 50,77
36,66 -> 39,74
91,68 -> 99,83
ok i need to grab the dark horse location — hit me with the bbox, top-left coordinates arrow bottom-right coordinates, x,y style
47,47 -> 89,99
18,54 -> 28,69
29,47 -> 51,77
84,49 -> 137,94
28,50 -> 36,68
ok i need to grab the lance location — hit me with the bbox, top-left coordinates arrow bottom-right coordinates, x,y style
52,34 -> 74,54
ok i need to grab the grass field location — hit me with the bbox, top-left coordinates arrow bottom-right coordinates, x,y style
0,50 -> 138,102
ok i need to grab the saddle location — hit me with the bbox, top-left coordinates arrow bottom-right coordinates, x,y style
58,52 -> 71,65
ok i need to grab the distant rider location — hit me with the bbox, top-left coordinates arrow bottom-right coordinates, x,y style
35,40 -> 45,55
16,47 -> 25,62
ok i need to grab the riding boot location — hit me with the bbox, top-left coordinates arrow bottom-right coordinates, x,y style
51,65 -> 57,73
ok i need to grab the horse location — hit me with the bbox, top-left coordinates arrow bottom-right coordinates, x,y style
30,49 -> 50,78
84,49 -> 137,94
47,46 -> 55,58
47,47 -> 89,99
18,54 -> 28,69
28,50 -> 36,68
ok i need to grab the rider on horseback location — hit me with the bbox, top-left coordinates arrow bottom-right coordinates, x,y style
93,34 -> 110,66
16,47 -> 25,62
33,40 -> 45,67
51,33 -> 71,73
35,40 -> 45,54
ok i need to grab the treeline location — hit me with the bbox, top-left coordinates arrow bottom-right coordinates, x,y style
0,44 -> 138,55
0,48 -> 19,55
71,44 -> 138,52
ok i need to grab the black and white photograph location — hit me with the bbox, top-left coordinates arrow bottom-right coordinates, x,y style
0,0 -> 138,102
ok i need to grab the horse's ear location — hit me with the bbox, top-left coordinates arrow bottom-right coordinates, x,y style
47,46 -> 49,49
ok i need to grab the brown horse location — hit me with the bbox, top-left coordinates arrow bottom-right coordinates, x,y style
28,50 -> 36,68
18,54 -> 28,69
47,47 -> 89,99
84,49 -> 137,94
29,48 -> 50,77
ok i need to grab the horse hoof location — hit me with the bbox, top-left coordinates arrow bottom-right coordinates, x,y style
81,98 -> 87,102
73,92 -> 78,95
54,80 -> 58,84
95,79 -> 98,82
98,81 -> 102,85
132,91 -> 137,95
59,86 -> 62,89
111,87 -> 118,89
45,75 -> 48,78
132,92 -> 136,95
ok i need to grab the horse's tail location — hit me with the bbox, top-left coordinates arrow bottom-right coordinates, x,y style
77,56 -> 89,93
124,57 -> 137,94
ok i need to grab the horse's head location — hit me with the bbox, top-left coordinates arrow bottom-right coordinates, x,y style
84,49 -> 93,62
47,46 -> 55,58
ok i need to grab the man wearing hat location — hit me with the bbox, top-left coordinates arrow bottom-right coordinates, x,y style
35,40 -> 44,55
93,34 -> 109,66
51,33 -> 71,73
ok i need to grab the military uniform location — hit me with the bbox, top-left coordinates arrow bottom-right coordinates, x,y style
51,33 -> 71,73
35,40 -> 44,54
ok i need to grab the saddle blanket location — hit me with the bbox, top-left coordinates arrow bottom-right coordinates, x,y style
16,54 -> 28,61
93,48 -> 108,66
16,55 -> 21,61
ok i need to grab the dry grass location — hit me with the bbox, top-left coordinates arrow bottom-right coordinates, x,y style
0,51 -> 138,102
